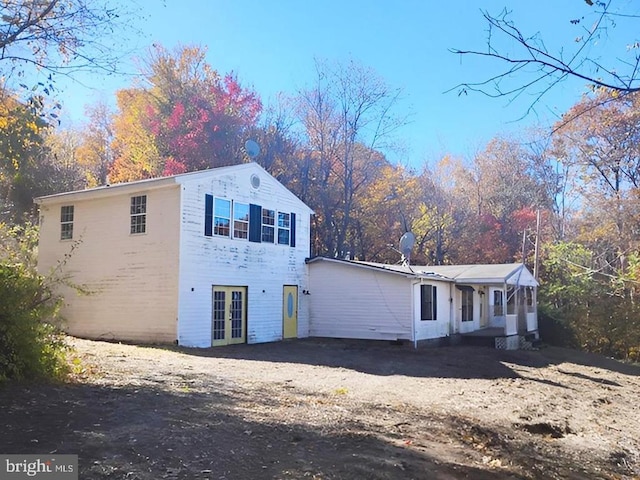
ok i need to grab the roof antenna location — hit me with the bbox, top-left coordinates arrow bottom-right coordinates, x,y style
244,139 -> 260,161
399,231 -> 416,267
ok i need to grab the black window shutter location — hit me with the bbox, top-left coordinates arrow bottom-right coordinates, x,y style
204,194 -> 213,236
433,286 -> 437,320
289,212 -> 296,247
249,204 -> 262,242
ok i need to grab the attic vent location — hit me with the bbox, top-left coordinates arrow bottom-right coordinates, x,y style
250,174 -> 261,189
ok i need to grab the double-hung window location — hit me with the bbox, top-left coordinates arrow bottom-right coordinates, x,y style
262,209 -> 275,243
420,285 -> 437,321
60,205 -> 74,240
130,195 -> 147,234
277,212 -> 290,245
214,198 -> 231,237
233,203 -> 249,239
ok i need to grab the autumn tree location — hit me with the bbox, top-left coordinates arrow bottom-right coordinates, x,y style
409,161 -> 459,265
552,91 -> 640,272
0,88 -> 89,220
251,95 -> 300,177
350,163 -> 423,262
0,89 -> 49,220
296,58 -> 405,256
109,45 -> 262,181
440,137 -> 553,264
75,100 -> 114,186
109,89 -> 161,182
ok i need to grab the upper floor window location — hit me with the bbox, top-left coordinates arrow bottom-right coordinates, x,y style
130,195 -> 147,234
204,195 -> 296,247
277,212 -> 290,245
233,203 -> 249,239
214,198 -> 231,237
60,205 -> 74,240
262,209 -> 275,243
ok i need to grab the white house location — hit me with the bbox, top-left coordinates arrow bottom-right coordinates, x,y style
35,162 -> 313,347
306,257 -> 538,349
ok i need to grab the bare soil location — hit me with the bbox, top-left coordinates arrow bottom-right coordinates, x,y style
1,337 -> 640,479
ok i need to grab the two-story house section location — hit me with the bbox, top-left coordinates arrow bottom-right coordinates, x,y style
36,163 -> 314,347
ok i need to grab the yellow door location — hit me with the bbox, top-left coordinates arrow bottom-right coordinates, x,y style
212,286 -> 247,346
283,285 -> 298,339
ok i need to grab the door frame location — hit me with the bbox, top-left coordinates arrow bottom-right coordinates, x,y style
282,285 -> 298,339
211,285 -> 247,347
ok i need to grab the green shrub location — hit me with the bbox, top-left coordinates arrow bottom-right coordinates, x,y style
537,304 -> 577,348
0,224 -> 69,382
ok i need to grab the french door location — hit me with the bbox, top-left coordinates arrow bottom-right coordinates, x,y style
211,286 -> 247,346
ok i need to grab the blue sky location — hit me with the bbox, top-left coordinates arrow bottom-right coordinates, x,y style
54,0 -> 638,168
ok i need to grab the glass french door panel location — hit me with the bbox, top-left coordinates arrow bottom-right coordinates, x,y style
230,290 -> 244,338
212,290 -> 226,340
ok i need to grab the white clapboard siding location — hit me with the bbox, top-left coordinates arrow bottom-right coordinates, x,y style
308,260 -> 413,341
176,164 -> 312,347
37,184 -> 181,343
36,163 -> 312,346
412,281 -> 452,340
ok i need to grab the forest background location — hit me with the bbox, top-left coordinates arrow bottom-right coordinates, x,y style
1,0 -> 639,380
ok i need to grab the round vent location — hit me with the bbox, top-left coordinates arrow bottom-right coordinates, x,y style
250,174 -> 261,189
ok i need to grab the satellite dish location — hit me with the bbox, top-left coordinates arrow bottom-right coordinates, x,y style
399,231 -> 416,265
244,139 -> 260,159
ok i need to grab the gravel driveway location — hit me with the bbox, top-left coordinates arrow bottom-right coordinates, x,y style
1,337 -> 639,479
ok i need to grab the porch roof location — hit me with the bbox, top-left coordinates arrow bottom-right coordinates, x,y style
353,261 -> 538,287
412,263 -> 538,287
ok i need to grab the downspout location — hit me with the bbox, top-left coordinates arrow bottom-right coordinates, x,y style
412,279 -> 419,349
449,282 -> 454,335
503,282 -> 508,336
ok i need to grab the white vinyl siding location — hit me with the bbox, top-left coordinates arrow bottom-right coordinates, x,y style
176,164 -> 312,347
308,261 -> 412,341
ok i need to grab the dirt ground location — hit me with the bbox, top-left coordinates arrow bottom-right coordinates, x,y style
1,337 -> 640,480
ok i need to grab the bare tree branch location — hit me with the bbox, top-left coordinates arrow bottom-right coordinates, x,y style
449,3 -> 640,115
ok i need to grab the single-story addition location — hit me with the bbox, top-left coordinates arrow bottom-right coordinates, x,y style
36,162 -> 313,347
306,257 -> 539,349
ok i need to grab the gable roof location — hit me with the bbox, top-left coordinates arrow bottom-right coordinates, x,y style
308,257 -> 538,286
34,162 -> 313,213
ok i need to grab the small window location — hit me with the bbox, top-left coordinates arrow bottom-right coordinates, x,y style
60,205 -> 74,240
420,285 -> 437,321
262,208 -> 275,243
277,212 -> 290,245
130,195 -> 146,234
233,202 -> 249,239
214,198 -> 231,237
